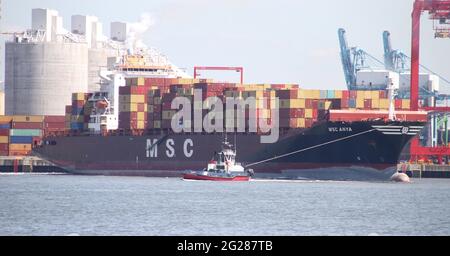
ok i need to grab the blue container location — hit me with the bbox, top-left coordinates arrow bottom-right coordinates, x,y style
72,107 -> 84,116
327,90 -> 335,99
70,123 -> 84,130
10,136 -> 33,144
319,90 -> 327,99
0,123 -> 10,129
349,99 -> 356,108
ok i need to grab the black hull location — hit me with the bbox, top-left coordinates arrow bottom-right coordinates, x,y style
34,120 -> 425,180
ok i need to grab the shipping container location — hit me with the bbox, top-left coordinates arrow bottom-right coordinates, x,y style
0,136 -> 8,144
9,144 -> 32,151
0,123 -> 11,129
44,116 -> 66,123
12,115 -> 44,123
12,122 -> 43,129
0,116 -> 13,123
0,129 -> 9,136
70,123 -> 84,130
10,129 -> 42,137
9,136 -> 33,144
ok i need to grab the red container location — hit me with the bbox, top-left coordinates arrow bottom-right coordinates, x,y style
0,150 -> 9,156
395,99 -> 402,109
341,99 -> 349,109
137,103 -> 146,112
0,143 -> 9,151
349,90 -> 357,99
44,122 -> 66,129
276,89 -> 298,99
0,129 -> 9,136
364,99 -> 372,110
312,100 -> 319,109
119,112 -> 138,122
342,90 -> 350,99
305,99 -> 313,109
44,116 -> 65,123
12,122 -> 43,129
313,109 -> 318,119
305,119 -> 314,128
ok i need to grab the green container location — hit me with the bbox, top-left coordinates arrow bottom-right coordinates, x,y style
9,129 -> 42,137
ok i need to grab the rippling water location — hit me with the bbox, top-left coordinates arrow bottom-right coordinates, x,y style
0,174 -> 449,236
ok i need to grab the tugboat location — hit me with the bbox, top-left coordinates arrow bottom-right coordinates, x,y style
183,135 -> 254,181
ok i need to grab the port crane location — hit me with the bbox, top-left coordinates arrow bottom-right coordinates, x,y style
338,28 -> 391,90
408,0 -> 450,165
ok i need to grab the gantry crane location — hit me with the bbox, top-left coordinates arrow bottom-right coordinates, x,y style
194,66 -> 244,84
409,0 -> 450,164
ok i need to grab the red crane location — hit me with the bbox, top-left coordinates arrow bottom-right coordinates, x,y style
194,66 -> 244,84
409,1 -> 450,164
410,0 -> 450,111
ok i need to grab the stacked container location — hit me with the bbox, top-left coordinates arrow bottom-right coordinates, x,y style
70,93 -> 93,131
9,116 -> 44,156
0,116 -> 12,156
119,84 -> 149,130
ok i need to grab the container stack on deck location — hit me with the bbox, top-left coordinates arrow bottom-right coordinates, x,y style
0,115 -> 66,156
63,76 -> 416,132
119,82 -> 149,130
69,93 -> 93,131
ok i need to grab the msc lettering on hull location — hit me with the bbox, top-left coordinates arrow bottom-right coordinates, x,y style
146,138 -> 194,158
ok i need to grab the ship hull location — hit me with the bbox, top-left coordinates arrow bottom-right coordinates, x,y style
34,120 -> 425,180
183,173 -> 250,181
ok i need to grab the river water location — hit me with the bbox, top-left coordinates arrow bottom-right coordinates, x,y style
0,174 -> 449,236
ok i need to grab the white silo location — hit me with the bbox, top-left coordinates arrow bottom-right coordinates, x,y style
5,41 -> 89,115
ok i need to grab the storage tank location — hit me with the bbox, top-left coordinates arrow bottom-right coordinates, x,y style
5,41 -> 89,115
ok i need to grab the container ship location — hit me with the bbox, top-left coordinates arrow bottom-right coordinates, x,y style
28,52 -> 428,180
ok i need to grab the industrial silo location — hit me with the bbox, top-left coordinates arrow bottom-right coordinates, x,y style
4,41 -> 89,115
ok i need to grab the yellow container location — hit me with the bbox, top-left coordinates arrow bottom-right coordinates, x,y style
371,91 -> 380,100
372,99 -> 380,109
120,103 -> 138,112
137,120 -> 145,129
357,91 -> 365,100
0,116 -> 12,123
297,118 -> 306,128
379,99 -> 390,109
402,100 -> 410,109
364,91 -> 372,99
305,109 -> 313,118
137,77 -> 145,86
356,98 -> 364,109
335,90 -> 343,99
137,112 -> 146,121
12,115 -> 45,123
9,144 -> 32,151
72,92 -> 86,101
130,95 -> 145,103
0,136 -> 8,143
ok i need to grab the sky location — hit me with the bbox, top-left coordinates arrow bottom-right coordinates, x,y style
1,0 -> 449,90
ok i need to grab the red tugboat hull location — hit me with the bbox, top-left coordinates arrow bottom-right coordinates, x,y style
183,173 -> 250,181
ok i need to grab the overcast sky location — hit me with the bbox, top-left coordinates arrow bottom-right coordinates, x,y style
1,0 -> 449,90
